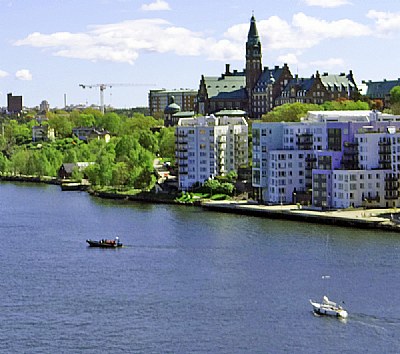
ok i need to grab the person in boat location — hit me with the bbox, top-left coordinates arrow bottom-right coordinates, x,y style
115,236 -> 120,245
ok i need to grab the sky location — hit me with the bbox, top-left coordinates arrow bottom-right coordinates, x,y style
0,0 -> 400,110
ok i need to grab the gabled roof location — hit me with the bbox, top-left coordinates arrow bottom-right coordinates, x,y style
320,73 -> 356,91
255,67 -> 284,87
364,79 -> 400,98
279,77 -> 316,95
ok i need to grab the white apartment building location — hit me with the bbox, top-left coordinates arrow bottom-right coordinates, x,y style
253,110 -> 400,208
176,115 -> 248,190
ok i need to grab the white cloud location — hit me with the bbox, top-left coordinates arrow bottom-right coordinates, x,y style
141,0 -> 170,11
303,0 -> 351,8
14,19 -> 215,64
0,69 -> 9,78
277,53 -> 300,65
367,10 -> 400,36
15,69 -> 32,81
223,13 -> 371,54
13,13 -> 373,65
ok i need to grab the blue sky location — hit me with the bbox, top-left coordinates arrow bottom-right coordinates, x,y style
1,0 -> 400,109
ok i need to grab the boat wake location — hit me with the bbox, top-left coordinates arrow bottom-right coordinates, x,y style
349,313 -> 400,334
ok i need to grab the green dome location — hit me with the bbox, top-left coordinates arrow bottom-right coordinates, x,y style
164,103 -> 180,114
164,96 -> 181,114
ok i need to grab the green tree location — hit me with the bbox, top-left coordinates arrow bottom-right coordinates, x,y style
85,163 -> 101,186
97,154 -> 114,186
390,86 -> 400,104
42,146 -> 63,176
0,135 -> 7,152
98,112 -> 121,133
158,127 -> 175,159
204,179 -> 221,194
321,99 -> 369,111
76,113 -> 95,127
111,162 -> 130,187
0,152 -> 10,173
220,182 -> 235,195
120,114 -> 158,134
10,148 -> 29,175
262,103 -> 320,122
138,130 -> 159,154
48,113 -> 73,138
115,135 -> 140,161
64,149 -> 78,163
390,86 -> 400,115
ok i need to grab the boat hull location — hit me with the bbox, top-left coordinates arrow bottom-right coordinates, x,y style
86,239 -> 123,248
310,300 -> 348,318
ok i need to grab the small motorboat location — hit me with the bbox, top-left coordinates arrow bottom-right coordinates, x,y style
310,296 -> 348,318
86,237 -> 123,248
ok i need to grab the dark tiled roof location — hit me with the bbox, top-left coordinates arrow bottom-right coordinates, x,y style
279,77 -> 315,95
211,88 -> 248,100
365,79 -> 400,98
204,75 -> 246,99
61,163 -> 77,174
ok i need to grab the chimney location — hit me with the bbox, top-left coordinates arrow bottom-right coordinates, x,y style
225,64 -> 230,75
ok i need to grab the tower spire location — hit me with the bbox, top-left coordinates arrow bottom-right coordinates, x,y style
246,14 -> 262,117
247,14 -> 260,45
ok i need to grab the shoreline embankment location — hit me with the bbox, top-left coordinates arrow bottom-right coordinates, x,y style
2,175 -> 400,232
201,200 -> 400,232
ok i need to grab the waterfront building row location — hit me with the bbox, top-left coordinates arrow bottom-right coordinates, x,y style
252,110 -> 400,209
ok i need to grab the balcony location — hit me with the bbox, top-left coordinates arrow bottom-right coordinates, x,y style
385,192 -> 399,200
385,175 -> 398,182
378,154 -> 391,162
343,150 -> 358,156
378,140 -> 390,146
344,141 -> 359,147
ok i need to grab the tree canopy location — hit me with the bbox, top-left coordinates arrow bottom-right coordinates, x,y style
0,109 -> 173,191
261,100 -> 370,122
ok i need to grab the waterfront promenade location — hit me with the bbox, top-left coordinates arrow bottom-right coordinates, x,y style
202,200 -> 400,232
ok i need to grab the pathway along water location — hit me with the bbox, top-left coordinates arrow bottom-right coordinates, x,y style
0,182 -> 399,353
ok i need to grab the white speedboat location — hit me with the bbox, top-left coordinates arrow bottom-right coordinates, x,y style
310,296 -> 348,318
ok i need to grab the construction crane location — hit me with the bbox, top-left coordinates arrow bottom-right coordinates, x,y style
79,83 -> 155,114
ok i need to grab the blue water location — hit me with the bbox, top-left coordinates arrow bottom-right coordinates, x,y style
0,182 -> 399,353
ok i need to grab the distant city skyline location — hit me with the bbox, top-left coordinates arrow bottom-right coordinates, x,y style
0,0 -> 399,109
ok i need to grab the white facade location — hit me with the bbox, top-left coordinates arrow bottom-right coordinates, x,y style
330,170 -> 387,209
266,150 -> 307,203
253,110 -> 400,208
176,115 -> 248,190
